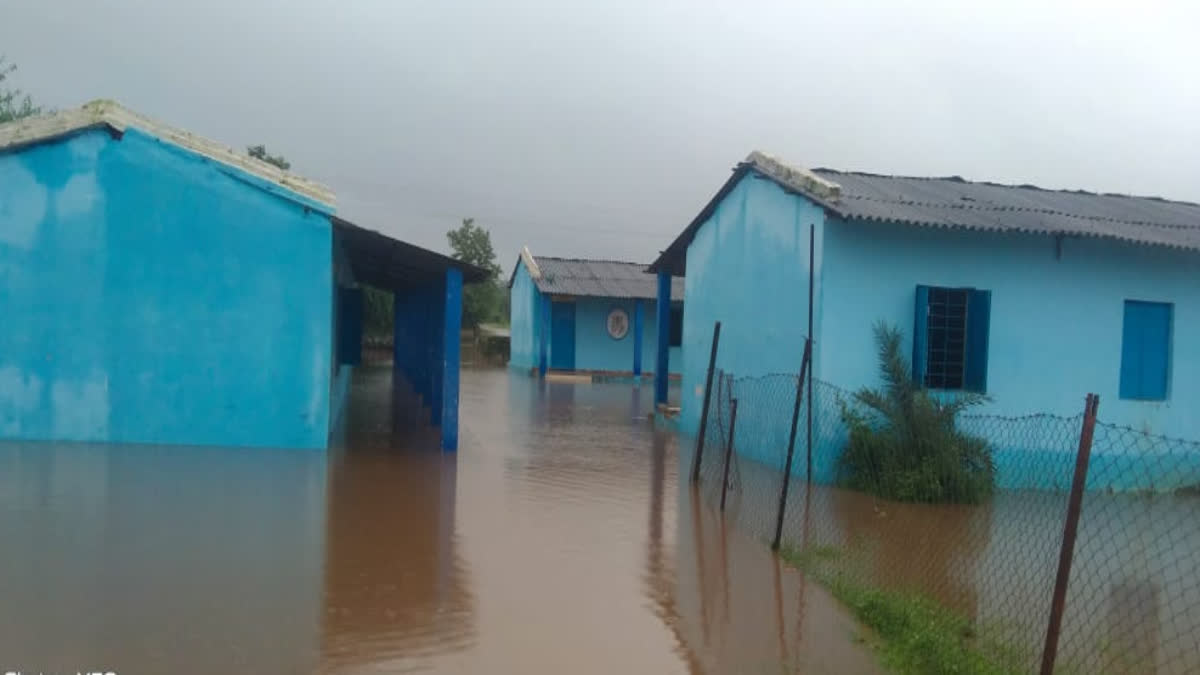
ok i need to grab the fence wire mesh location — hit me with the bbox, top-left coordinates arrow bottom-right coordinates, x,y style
692,372 -> 1200,674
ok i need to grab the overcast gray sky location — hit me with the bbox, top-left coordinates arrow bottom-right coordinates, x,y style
3,0 -> 1198,265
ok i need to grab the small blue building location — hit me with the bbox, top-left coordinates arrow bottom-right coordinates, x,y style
508,248 -> 683,378
0,101 -> 484,450
650,152 -> 1200,489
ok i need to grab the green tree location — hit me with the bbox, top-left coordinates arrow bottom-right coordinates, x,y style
446,218 -> 503,328
837,322 -> 996,504
247,144 -> 291,170
0,57 -> 42,123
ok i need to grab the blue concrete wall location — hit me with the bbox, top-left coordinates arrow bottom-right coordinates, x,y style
508,262 -> 541,369
821,216 -> 1200,436
680,174 -> 825,434
573,297 -> 680,374
818,216 -> 1200,490
0,129 -> 333,448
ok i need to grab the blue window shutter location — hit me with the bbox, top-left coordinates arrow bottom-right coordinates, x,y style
1141,303 -> 1170,399
913,285 -> 930,385
339,287 -> 364,366
1120,302 -> 1143,399
964,289 -> 991,393
1121,301 -> 1171,400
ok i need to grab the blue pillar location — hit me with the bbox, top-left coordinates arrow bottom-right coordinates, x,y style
441,268 -> 462,451
538,292 -> 550,377
414,290 -> 429,402
429,284 -> 439,407
424,285 -> 437,403
633,299 -> 644,377
430,277 -> 446,426
654,272 -> 670,405
394,291 -> 416,387
403,291 -> 418,399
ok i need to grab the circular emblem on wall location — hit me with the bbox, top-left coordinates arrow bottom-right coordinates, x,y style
606,307 -> 630,340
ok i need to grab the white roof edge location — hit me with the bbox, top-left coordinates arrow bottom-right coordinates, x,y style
519,245 -> 542,280
0,99 -> 336,209
745,150 -> 842,202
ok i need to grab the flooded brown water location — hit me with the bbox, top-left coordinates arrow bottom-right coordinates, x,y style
708,443 -> 1200,673
0,366 -> 878,674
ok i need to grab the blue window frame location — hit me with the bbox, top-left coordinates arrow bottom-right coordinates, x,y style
1120,300 -> 1172,400
913,285 -> 991,392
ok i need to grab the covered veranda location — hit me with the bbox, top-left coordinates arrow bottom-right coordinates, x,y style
333,217 -> 489,450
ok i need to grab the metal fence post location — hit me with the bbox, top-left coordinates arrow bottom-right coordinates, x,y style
720,399 -> 739,511
805,353 -> 814,486
1040,393 -> 1100,675
772,337 -> 812,551
690,321 -> 722,484
806,223 -> 815,486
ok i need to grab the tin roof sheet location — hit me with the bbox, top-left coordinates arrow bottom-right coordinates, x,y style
814,168 -> 1200,250
512,254 -> 684,301
651,151 -> 1200,274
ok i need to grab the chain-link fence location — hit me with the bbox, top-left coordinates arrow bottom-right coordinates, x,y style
692,366 -> 1200,674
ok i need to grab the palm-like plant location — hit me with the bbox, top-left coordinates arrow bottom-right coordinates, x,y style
838,322 -> 996,504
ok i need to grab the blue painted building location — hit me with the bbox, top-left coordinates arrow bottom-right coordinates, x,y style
0,101 -> 483,450
650,152 -> 1200,489
508,248 -> 683,378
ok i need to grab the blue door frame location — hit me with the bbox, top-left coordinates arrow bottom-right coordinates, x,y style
550,301 -> 576,370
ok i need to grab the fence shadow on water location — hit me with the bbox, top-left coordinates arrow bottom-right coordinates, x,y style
695,372 -> 1200,674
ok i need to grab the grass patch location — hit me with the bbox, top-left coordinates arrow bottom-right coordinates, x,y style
780,545 -> 1025,675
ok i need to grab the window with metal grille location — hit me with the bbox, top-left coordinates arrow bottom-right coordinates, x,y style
913,285 -> 991,392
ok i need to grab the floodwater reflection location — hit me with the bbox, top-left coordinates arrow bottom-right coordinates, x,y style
0,440 -> 327,673
320,432 -> 474,671
0,367 -> 880,674
662,480 -> 881,674
319,365 -> 475,673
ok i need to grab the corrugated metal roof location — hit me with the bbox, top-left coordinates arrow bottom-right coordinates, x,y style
813,168 -> 1200,251
651,151 -> 1200,274
0,100 -> 336,211
333,218 -> 490,292
512,253 -> 684,301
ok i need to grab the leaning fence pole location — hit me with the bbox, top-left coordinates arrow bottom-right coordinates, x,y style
719,399 -> 739,511
1040,393 -> 1100,675
772,337 -> 812,551
690,321 -> 722,484
805,224 -> 815,485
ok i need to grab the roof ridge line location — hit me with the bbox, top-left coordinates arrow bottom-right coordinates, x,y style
0,99 -> 336,210
535,255 -> 655,266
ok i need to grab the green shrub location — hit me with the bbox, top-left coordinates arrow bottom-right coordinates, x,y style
837,323 -> 996,504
